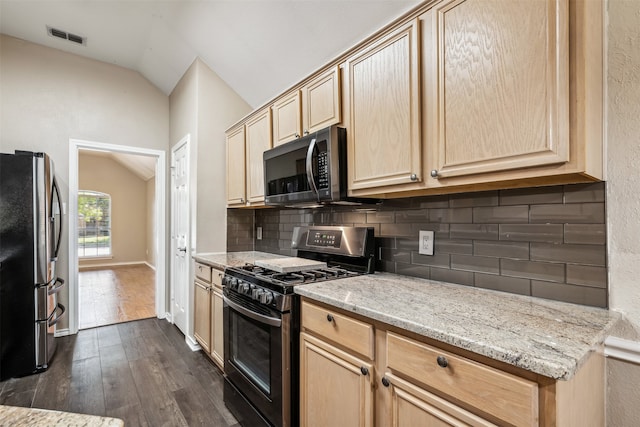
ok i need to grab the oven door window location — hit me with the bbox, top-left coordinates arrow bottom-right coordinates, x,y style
228,308 -> 273,395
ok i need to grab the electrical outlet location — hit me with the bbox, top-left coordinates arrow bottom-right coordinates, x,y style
256,226 -> 263,240
418,230 -> 434,256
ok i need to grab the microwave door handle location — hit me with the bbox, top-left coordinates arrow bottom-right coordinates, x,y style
305,137 -> 320,202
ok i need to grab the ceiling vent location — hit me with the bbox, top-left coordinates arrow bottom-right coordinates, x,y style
46,26 -> 86,46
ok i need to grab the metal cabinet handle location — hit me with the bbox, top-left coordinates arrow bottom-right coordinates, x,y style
295,133 -> 301,138
436,355 -> 448,368
381,377 -> 390,387
360,366 -> 369,376
410,173 -> 418,181
430,170 -> 439,178
304,130 -> 309,135
326,314 -> 334,322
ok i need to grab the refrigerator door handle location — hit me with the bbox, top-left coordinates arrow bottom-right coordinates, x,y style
48,277 -> 65,295
48,303 -> 66,327
50,177 -> 63,261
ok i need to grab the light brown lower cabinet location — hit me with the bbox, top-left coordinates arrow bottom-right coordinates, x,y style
193,262 -> 224,370
299,298 -> 605,427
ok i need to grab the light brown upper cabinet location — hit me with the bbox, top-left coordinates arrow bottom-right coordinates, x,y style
422,0 -> 602,192
272,66 -> 342,146
428,0 -> 569,179
226,108 -> 272,207
226,125 -> 246,206
345,20 -> 422,195
245,108 -> 272,203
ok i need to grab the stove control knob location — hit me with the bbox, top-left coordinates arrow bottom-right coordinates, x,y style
239,282 -> 249,294
229,278 -> 238,290
260,291 -> 274,305
252,288 -> 264,300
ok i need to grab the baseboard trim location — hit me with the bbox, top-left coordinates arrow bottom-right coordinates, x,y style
79,260 -> 148,270
604,336 -> 640,364
185,334 -> 201,352
144,261 -> 156,271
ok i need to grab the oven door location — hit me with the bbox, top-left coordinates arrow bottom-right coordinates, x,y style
223,292 -> 290,427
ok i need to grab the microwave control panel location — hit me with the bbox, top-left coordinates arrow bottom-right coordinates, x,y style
318,152 -> 328,189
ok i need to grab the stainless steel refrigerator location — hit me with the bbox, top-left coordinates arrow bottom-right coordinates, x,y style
0,150 -> 66,380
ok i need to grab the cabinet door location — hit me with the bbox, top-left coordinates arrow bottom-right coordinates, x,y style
300,332 -> 374,427
211,286 -> 224,368
346,19 -> 421,193
245,108 -> 272,204
302,66 -> 341,135
272,90 -> 302,146
427,0 -> 569,180
194,281 -> 211,353
226,125 -> 246,206
383,374 -> 497,427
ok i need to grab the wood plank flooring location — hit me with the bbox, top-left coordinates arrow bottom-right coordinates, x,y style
79,264 -> 156,329
0,318 -> 239,427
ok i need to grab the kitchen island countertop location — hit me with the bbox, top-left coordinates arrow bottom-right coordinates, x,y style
0,405 -> 124,426
193,251 -> 286,270
295,272 -> 620,380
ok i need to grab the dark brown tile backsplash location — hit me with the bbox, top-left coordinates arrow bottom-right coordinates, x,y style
227,182 -> 608,307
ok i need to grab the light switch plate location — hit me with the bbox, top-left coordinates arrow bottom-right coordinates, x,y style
419,230 -> 434,256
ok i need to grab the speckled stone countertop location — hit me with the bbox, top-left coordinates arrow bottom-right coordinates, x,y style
193,251 -> 285,270
0,405 -> 124,426
295,272 -> 620,380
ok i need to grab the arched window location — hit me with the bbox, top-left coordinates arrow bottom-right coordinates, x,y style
78,190 -> 111,258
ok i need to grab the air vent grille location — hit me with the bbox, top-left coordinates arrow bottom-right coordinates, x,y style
46,26 -> 86,46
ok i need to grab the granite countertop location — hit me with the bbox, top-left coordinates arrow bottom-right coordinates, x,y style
294,272 -> 620,380
0,405 -> 124,426
193,251 -> 286,270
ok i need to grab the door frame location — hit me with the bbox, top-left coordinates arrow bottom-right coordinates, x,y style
169,134 -> 193,346
68,139 -> 167,335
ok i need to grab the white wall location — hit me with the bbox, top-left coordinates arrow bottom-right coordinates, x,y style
606,0 -> 640,425
146,177 -> 156,267
0,34 -> 169,329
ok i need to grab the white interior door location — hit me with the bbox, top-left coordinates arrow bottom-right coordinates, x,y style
171,137 -> 189,334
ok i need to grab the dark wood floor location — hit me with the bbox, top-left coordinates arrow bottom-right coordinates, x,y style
0,318 -> 239,427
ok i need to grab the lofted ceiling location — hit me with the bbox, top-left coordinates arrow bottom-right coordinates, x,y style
80,149 -> 157,181
0,0 -> 421,108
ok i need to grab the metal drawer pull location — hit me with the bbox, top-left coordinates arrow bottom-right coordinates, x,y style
360,366 -> 369,376
381,377 -> 390,387
436,355 -> 448,368
326,314 -> 334,322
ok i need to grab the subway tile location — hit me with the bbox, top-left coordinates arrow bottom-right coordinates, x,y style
500,259 -> 565,282
474,273 -> 531,296
377,260 -> 396,273
412,252 -> 450,268
499,224 -> 564,243
367,211 -> 395,224
430,268 -> 474,286
564,224 -> 606,245
380,247 -> 411,264
376,237 -> 396,250
435,239 -> 473,255
449,191 -> 499,208
529,203 -> 605,224
429,208 -> 473,223
451,254 -> 500,274
395,209 -> 428,223
379,198 -> 414,209
499,186 -> 563,206
414,195 -> 450,209
380,223 -> 413,237
530,243 -> 606,266
334,211 -> 367,224
396,263 -> 430,279
474,240 -> 530,259
566,265 -> 608,288
411,223 -> 450,238
563,182 -> 605,203
473,206 -> 529,224
397,238 -> 419,251
531,281 -> 607,308
450,224 -> 499,240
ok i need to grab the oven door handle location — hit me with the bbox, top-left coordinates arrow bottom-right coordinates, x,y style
305,137 -> 320,202
224,296 -> 282,327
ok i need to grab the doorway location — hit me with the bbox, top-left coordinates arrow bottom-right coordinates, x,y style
69,140 -> 167,335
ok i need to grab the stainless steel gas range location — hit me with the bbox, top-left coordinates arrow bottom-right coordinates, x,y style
222,225 -> 375,427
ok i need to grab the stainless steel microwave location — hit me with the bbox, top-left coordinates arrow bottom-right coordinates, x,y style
263,125 -> 347,206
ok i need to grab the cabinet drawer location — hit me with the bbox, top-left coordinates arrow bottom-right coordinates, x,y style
301,301 -> 374,360
195,262 -> 212,283
211,267 -> 223,288
386,332 -> 538,426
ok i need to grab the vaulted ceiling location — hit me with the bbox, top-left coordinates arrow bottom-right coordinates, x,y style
0,0 -> 420,108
